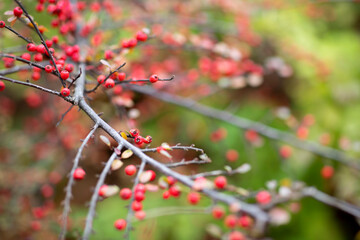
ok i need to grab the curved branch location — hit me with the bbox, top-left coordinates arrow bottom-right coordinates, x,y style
127,85 -> 360,170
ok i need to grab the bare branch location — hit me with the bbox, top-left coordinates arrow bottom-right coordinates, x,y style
141,144 -> 204,153
60,123 -> 99,240
127,85 -> 360,170
4,25 -> 32,43
82,145 -> 123,240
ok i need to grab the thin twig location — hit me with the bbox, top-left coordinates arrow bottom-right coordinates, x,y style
82,145 -> 123,240
116,75 -> 175,84
14,0 -> 65,87
124,160 -> 147,240
164,158 -> 210,168
141,144 -> 204,153
189,164 -> 251,179
59,123 -> 99,240
4,25 -> 32,43
56,105 -> 75,127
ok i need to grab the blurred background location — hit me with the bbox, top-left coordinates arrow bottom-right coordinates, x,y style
1,0 -> 360,239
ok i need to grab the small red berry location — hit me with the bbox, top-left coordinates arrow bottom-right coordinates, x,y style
61,87 -> 70,97
119,188 -> 132,200
256,191 -> 272,205
21,53 -> 31,61
45,65 -> 53,73
212,206 -> 225,219
136,31 -> 148,41
113,85 -> 123,95
60,70 -> 69,80
125,165 -> 137,176
128,38 -> 137,48
163,190 -> 170,199
214,176 -> 227,189
27,43 -> 37,52
321,165 -> 334,179
129,129 -> 139,137
134,135 -> 143,145
146,170 -> 156,181
45,40 -> 53,47
37,44 -> 46,54
0,81 -> 5,91
169,185 -> 181,197
187,192 -> 200,205
117,72 -> 126,81
73,168 -> 85,180
65,64 -> 74,72
114,219 -> 126,230
166,176 -> 176,186
34,53 -> 43,62
32,72 -> 41,81
98,185 -> 108,197
134,184 -> 146,193
238,215 -> 252,228
36,3 -> 44,12
224,215 -> 237,228
52,36 -> 59,44
104,50 -> 114,60
143,136 -> 152,144
134,191 -> 145,202
132,201 -> 143,211
0,21 -> 5,28
135,210 -> 146,220
97,75 -> 106,84
226,149 -> 239,162
121,40 -> 129,48
105,79 -> 115,88
13,7 -> 23,18
229,231 -> 245,240
149,74 -> 158,83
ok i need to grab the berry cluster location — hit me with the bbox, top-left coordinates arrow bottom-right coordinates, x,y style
121,30 -> 148,49
128,128 -> 152,146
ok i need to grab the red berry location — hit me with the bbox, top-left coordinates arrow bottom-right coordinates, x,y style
166,176 -> 176,186
121,40 -> 129,48
97,75 -> 106,84
36,3 -> 44,12
37,44 -> 46,54
143,136 -> 152,144
21,53 -> 31,61
105,79 -> 115,88
134,191 -> 145,202
132,201 -> 142,211
65,64 -> 74,72
119,188 -> 132,200
114,219 -> 126,230
134,135 -> 143,145
98,185 -> 108,197
169,185 -> 181,197
45,40 -> 53,47
187,192 -> 200,205
128,38 -> 137,48
125,165 -> 137,176
279,145 -> 292,159
60,70 -> 69,80
0,21 -> 5,28
214,176 -> 227,189
32,72 -> 41,81
45,65 -> 53,73
34,53 -> 43,62
226,149 -> 239,162
113,85 -> 123,95
129,129 -> 139,137
27,43 -> 37,52
13,7 -> 23,18
229,231 -> 245,240
146,170 -> 156,181
104,50 -> 114,60
134,183 -> 146,193
117,72 -> 126,81
321,165 -> 334,179
135,210 -> 146,220
52,36 -> 59,44
149,74 -> 158,83
163,190 -> 170,199
0,81 -> 5,91
212,206 -> 225,219
73,168 -> 85,180
256,191 -> 272,205
225,215 -> 237,228
61,88 -> 70,97
238,215 -> 252,228
136,31 -> 148,41
31,220 -> 42,231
